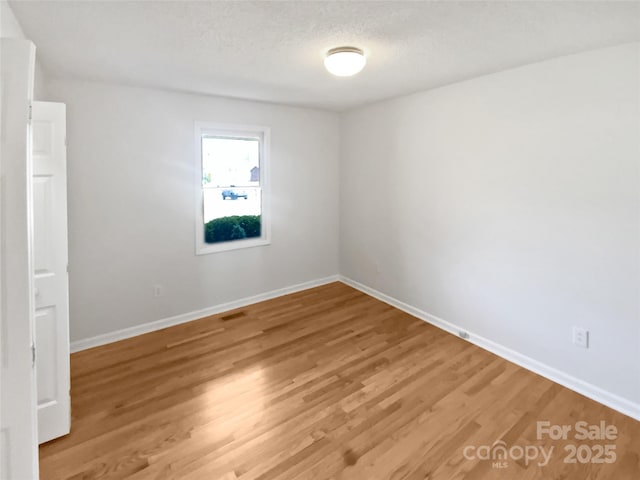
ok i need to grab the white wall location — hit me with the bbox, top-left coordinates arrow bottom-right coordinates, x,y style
0,0 -> 24,38
46,79 -> 340,342
1,0 -> 47,99
340,43 -> 640,407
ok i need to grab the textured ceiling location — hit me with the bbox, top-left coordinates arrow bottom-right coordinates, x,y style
8,0 -> 640,111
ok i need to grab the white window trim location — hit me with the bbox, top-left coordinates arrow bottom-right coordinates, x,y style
194,122 -> 271,255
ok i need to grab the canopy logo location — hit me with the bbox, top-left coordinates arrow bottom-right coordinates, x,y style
463,440 -> 554,469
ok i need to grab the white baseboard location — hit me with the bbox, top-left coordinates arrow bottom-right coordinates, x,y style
339,275 -> 640,422
70,272 -> 639,422
70,275 -> 340,353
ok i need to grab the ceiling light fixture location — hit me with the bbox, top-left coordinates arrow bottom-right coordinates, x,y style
324,47 -> 366,77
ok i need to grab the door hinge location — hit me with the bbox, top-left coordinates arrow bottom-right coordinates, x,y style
31,342 -> 36,367
28,103 -> 32,123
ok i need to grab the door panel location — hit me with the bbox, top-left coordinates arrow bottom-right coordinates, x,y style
33,176 -> 55,275
0,38 -> 39,480
36,307 -> 59,406
32,101 -> 70,445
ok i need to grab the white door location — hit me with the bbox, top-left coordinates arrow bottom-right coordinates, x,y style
32,101 -> 71,444
0,39 -> 40,480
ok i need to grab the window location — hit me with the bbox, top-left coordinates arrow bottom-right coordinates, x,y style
195,122 -> 270,254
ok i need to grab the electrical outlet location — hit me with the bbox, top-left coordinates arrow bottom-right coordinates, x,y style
153,285 -> 163,297
572,327 -> 589,348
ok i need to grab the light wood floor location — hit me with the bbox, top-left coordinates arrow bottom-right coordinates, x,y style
40,282 -> 639,479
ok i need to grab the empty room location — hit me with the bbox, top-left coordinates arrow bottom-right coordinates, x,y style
1,0 -> 639,479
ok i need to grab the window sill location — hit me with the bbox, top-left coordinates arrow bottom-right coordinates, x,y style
196,237 -> 270,255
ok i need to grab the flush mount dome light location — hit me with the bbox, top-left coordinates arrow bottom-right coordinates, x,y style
324,47 -> 366,77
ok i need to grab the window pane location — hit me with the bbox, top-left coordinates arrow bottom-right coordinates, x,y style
203,187 -> 262,223
202,135 -> 262,244
202,136 -> 259,188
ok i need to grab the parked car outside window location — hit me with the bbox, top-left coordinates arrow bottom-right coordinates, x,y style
221,189 -> 248,200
